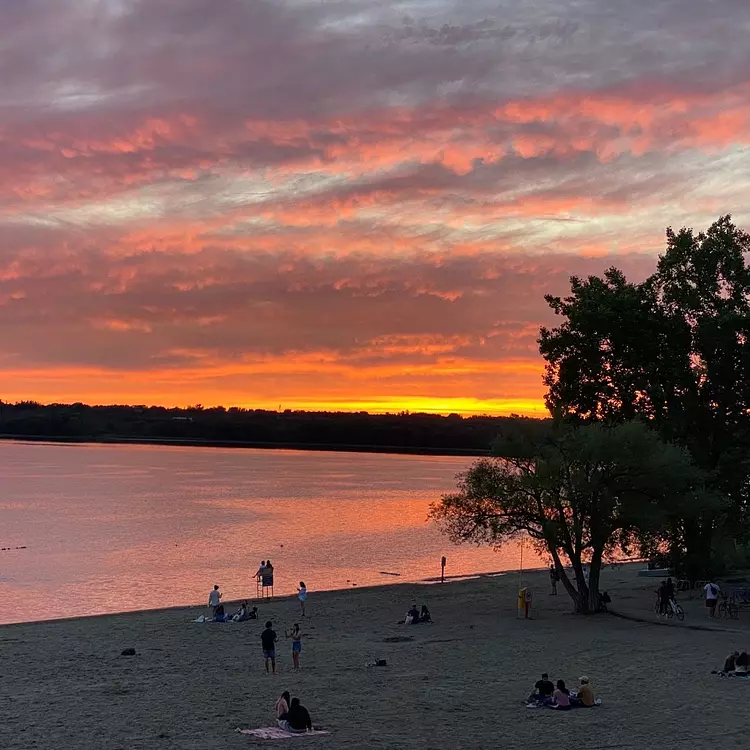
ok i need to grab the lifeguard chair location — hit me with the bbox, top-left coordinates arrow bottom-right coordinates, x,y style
257,564 -> 274,599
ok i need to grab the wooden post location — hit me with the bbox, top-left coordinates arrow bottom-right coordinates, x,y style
441,556 -> 446,583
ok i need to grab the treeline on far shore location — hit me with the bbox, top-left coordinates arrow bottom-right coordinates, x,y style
0,401 -> 551,455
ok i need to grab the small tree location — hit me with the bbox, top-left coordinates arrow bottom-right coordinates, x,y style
430,422 -> 704,613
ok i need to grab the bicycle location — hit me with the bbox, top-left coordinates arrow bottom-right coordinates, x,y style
666,599 -> 685,621
718,595 -> 739,620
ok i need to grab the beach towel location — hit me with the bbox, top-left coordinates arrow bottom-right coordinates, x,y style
236,727 -> 330,739
193,615 -> 235,623
526,699 -> 602,709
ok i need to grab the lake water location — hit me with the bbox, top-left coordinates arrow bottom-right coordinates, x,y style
0,441 -> 536,625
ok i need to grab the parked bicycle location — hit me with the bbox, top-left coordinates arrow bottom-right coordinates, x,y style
718,594 -> 740,620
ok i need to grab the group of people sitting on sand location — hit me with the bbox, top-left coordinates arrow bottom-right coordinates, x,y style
717,650 -> 750,676
527,673 -> 597,709
399,603 -> 432,625
274,691 -> 314,734
208,585 -> 259,622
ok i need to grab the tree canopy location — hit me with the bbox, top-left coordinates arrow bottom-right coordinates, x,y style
538,216 -> 750,577
430,422 -> 702,613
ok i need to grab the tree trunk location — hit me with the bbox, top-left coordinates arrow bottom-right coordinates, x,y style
588,548 -> 603,612
550,548 -> 591,614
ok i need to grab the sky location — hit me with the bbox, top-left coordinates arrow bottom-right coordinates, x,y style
1,0 -> 749,416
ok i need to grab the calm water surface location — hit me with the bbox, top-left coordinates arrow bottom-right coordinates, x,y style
0,442 -> 533,624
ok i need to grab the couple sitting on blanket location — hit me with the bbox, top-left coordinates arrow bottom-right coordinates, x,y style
527,673 -> 596,709
719,650 -> 749,676
275,691 -> 313,733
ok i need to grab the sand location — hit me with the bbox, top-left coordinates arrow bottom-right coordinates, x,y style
2,565 -> 750,749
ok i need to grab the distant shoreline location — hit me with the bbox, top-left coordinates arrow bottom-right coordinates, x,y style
0,433 -> 490,457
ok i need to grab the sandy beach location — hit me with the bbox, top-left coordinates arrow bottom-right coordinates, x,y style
2,565 -> 750,749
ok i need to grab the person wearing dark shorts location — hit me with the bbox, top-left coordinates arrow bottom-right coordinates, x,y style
704,581 -> 720,618
261,621 -> 278,673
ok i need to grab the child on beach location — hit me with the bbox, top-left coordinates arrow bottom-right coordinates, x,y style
286,623 -> 304,671
298,582 -> 307,617
261,621 -> 278,673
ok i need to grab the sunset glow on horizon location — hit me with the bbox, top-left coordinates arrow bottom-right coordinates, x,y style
2,1 -> 749,416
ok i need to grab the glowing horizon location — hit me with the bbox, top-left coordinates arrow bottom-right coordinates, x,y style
1,1 -> 749,414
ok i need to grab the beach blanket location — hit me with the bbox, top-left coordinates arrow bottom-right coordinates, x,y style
526,699 -> 602,709
236,727 -> 330,739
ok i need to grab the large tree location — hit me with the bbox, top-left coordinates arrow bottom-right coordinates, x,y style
430,422 -> 704,614
538,216 -> 750,577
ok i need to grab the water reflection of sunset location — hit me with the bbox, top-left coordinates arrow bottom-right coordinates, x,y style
0,442 -> 541,624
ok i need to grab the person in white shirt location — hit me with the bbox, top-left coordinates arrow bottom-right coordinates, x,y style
298,582 -> 307,617
704,581 -> 720,617
208,585 -> 222,617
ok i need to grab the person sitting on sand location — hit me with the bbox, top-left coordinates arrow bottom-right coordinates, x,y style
233,601 -> 250,621
719,651 -> 739,675
279,697 -> 312,734
571,676 -> 595,707
406,604 -> 420,624
527,673 -> 555,704
553,679 -> 571,710
420,605 -> 432,623
275,691 -> 291,719
248,605 -> 259,619
734,651 -> 749,675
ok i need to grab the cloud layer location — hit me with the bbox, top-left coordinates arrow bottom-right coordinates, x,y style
1,0 -> 749,413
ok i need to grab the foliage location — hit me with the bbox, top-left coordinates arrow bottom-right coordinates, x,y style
538,216 -> 750,578
0,401 -> 551,456
430,422 -> 703,613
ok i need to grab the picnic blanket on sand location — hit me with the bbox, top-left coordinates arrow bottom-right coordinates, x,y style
236,727 -> 330,739
526,699 -> 603,709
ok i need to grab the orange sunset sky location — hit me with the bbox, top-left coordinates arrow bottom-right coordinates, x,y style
1,1 -> 750,416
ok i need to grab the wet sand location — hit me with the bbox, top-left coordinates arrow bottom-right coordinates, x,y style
2,565 -> 749,749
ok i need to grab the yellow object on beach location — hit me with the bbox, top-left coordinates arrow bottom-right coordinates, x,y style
518,588 -> 527,609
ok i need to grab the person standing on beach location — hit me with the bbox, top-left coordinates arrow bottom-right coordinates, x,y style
298,582 -> 307,616
549,565 -> 558,595
704,580 -> 720,617
208,585 -> 222,617
261,620 -> 278,673
286,623 -> 303,671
